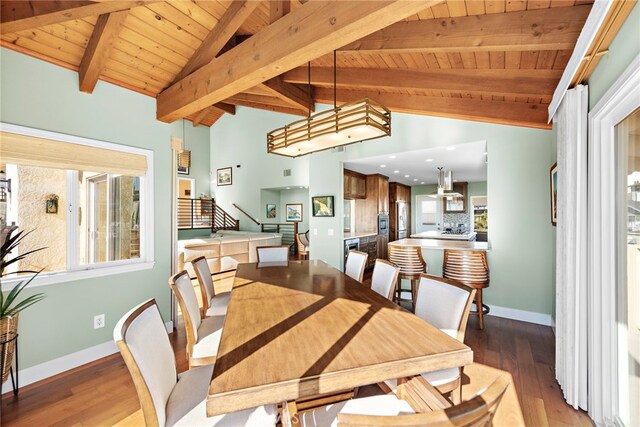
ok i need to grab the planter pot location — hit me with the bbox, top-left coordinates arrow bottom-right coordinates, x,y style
1,314 -> 18,384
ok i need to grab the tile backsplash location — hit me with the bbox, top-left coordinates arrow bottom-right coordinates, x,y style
443,213 -> 471,231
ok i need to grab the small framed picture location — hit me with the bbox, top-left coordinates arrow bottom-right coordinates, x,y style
46,194 -> 59,214
286,203 -> 303,222
177,165 -> 189,175
312,196 -> 334,217
217,167 -> 232,186
266,204 -> 277,219
550,162 -> 558,226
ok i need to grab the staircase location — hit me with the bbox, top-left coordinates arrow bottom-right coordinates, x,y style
177,198 -> 239,231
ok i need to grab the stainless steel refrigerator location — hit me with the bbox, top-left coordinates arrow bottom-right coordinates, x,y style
397,201 -> 408,240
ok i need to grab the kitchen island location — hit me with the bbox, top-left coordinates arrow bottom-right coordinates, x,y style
388,238 -> 489,276
411,230 -> 477,241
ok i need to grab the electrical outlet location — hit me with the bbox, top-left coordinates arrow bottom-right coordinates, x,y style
94,314 -> 105,329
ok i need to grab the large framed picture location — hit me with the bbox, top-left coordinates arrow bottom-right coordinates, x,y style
312,196 -> 334,217
177,165 -> 189,175
550,162 -> 558,226
266,204 -> 276,219
286,203 -> 303,222
217,167 -> 232,186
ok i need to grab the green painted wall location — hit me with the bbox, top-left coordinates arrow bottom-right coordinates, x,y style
587,2 -> 640,109
0,49 -> 209,369
210,109 -> 309,232
212,107 -> 556,315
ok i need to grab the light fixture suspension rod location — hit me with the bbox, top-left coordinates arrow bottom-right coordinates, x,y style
333,50 -> 338,132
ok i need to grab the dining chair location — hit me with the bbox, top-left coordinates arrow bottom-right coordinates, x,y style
256,245 -> 290,263
387,244 -> 426,310
114,299 -> 278,427
370,259 -> 400,300
288,376 -> 509,427
345,250 -> 368,283
191,256 -> 230,318
382,274 -> 476,404
443,250 -> 490,330
296,232 -> 310,260
169,271 -> 224,368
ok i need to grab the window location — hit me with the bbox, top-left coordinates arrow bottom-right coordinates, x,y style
0,124 -> 154,289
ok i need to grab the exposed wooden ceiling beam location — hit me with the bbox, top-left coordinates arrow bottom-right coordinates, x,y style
262,76 -> 313,113
226,97 -> 307,117
156,0 -> 445,123
340,5 -> 591,54
269,0 -> 290,23
79,10 -> 129,93
283,67 -> 562,101
170,0 -> 260,84
0,1 -> 149,34
212,103 -> 236,116
313,88 -> 550,129
192,107 -> 214,127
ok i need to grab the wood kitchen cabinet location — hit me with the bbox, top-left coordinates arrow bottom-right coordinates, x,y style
344,169 -> 367,199
360,235 -> 378,269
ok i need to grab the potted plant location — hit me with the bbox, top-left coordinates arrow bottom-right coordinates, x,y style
0,229 -> 46,385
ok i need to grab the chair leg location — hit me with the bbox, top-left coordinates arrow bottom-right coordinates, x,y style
477,289 -> 484,330
410,279 -> 417,311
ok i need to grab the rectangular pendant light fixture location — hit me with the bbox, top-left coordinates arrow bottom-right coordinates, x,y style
267,98 -> 391,158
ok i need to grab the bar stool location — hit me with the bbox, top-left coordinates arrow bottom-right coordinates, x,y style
442,250 -> 490,329
388,244 -> 426,310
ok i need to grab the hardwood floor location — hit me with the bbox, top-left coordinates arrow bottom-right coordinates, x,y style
1,271 -> 592,426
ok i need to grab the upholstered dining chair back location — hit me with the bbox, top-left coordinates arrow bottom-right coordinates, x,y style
415,274 -> 476,342
192,256 -> 215,314
169,271 -> 202,356
256,245 -> 290,263
114,299 -> 176,427
345,250 -> 368,283
336,376 -> 509,427
370,259 -> 400,300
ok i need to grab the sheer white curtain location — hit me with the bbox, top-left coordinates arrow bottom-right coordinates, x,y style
555,84 -> 588,410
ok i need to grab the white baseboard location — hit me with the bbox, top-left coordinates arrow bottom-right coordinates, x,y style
489,305 -> 555,327
14,321 -> 173,389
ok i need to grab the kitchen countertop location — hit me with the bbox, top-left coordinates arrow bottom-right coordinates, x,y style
410,231 -> 477,241
343,231 -> 378,240
389,238 -> 490,251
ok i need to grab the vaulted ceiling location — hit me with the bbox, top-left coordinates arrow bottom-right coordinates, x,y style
0,0 -> 616,129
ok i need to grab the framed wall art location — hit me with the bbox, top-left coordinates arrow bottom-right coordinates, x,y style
217,167 -> 232,186
312,196 -> 334,217
286,203 -> 303,222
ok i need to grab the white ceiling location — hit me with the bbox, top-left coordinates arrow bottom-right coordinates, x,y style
344,140 -> 487,186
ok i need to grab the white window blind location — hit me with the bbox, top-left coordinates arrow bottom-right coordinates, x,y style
0,131 -> 147,176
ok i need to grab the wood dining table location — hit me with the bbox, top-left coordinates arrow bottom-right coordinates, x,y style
206,259 -> 473,416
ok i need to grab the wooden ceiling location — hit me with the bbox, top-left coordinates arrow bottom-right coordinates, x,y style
0,0 -> 601,129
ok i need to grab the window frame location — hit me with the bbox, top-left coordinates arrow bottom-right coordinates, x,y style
0,123 -> 155,291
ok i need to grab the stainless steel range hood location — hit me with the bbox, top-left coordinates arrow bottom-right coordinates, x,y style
427,167 -> 462,198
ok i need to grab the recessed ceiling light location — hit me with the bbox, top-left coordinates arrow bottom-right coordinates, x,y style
380,164 -> 386,168
394,170 -> 399,173
425,158 -> 434,162
420,181 -> 425,184
413,178 -> 418,181
453,179 -> 458,182
286,187 -> 291,189
404,174 -> 410,178
389,155 -> 396,159
446,147 -> 455,151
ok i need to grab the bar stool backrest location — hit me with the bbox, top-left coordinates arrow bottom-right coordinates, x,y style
442,250 -> 489,287
388,245 -> 426,279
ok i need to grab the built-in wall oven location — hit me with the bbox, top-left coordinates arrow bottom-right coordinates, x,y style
378,214 -> 389,235
344,238 -> 360,265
